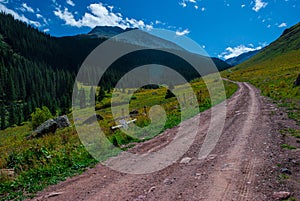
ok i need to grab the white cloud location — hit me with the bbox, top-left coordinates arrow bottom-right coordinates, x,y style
201,7 -> 206,11
43,28 -> 50,32
175,29 -> 190,36
21,3 -> 34,13
278,22 -> 287,28
267,24 -> 271,28
66,0 -> 75,7
54,7 -> 81,27
36,13 -> 48,24
219,44 -> 264,60
36,13 -> 42,18
54,3 -> 153,30
0,3 -> 40,27
179,2 -> 187,7
252,0 -> 268,12
241,4 -> 246,8
179,0 -> 199,9
107,5 -> 113,12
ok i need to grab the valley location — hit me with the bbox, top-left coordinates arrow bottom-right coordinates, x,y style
30,81 -> 300,201
0,9 -> 299,201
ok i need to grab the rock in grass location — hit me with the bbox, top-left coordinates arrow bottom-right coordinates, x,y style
273,191 -> 291,200
32,119 -> 58,138
53,115 -> 71,128
280,168 -> 292,175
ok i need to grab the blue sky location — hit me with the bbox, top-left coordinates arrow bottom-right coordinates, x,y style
0,0 -> 299,59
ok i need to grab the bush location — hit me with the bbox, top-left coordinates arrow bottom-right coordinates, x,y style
30,106 -> 53,129
165,89 -> 175,99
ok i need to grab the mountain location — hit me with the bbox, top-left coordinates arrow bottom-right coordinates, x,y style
87,26 -> 186,51
87,26 -> 136,38
226,50 -> 260,66
235,22 -> 300,69
0,13 -> 230,129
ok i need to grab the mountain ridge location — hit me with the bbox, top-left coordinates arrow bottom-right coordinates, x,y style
226,49 -> 260,66
87,26 -> 137,38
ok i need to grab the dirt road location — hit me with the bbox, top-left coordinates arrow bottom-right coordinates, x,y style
32,82 -> 299,201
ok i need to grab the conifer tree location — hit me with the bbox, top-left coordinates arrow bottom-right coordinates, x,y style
89,86 -> 95,106
97,87 -> 105,102
79,88 -> 86,109
0,103 -> 6,129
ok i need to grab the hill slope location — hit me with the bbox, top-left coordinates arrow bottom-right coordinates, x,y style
223,22 -> 300,121
234,22 -> 300,69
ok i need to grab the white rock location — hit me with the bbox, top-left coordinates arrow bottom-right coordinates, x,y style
180,157 -> 192,164
273,191 -> 291,200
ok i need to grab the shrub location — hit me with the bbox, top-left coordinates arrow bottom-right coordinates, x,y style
165,89 -> 175,99
281,144 -> 297,150
30,106 -> 53,129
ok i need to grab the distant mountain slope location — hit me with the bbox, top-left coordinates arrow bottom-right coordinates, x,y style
226,50 -> 260,66
235,22 -> 300,69
223,22 -> 300,122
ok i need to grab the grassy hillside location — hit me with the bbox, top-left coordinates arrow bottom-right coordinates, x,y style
0,79 -> 238,200
223,23 -> 300,122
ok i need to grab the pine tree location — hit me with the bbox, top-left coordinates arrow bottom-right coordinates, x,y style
97,87 -> 105,102
8,103 -> 16,126
89,86 -> 95,106
0,102 -> 6,130
79,88 -> 86,109
6,74 -> 16,102
73,82 -> 78,102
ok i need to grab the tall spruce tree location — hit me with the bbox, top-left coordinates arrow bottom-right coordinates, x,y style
0,103 -> 6,129
79,88 -> 86,109
89,86 -> 95,106
97,87 -> 105,102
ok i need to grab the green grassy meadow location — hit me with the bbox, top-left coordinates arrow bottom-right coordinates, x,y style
0,78 -> 238,200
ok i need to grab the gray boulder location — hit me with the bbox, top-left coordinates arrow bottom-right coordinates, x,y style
32,119 -> 58,138
280,168 -> 292,175
54,115 -> 71,128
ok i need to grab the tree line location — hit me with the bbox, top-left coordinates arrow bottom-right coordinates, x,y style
0,12 -> 231,129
